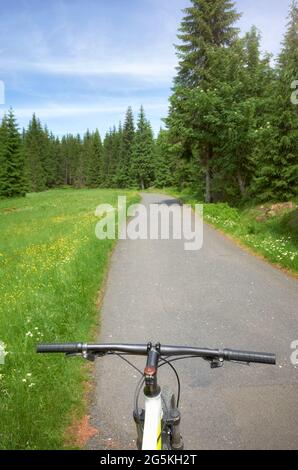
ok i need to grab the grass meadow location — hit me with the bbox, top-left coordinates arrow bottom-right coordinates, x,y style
0,188 -> 139,449
162,189 -> 298,275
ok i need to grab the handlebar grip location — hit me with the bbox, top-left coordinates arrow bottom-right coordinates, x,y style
37,343 -> 84,354
223,349 -> 276,365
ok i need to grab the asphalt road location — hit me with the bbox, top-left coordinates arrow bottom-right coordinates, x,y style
87,193 -> 298,450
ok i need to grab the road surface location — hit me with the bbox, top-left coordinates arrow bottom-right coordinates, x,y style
87,193 -> 298,450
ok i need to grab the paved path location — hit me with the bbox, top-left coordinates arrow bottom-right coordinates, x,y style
87,193 -> 298,450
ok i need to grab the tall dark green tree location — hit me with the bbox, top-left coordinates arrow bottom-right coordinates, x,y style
275,0 -> 298,199
210,29 -> 274,201
24,114 -> 47,192
0,115 -> 9,197
102,128 -> 118,187
251,1 -> 298,201
83,129 -> 103,188
86,129 -> 103,187
167,0 -> 241,201
110,125 -> 123,187
68,134 -> 84,187
51,136 -> 64,187
116,107 -> 135,188
81,130 -> 92,187
44,130 -> 58,188
132,106 -> 155,189
175,0 -> 241,87
0,110 -> 26,198
154,129 -> 175,188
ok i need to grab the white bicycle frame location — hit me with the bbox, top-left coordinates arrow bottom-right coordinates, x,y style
142,392 -> 163,450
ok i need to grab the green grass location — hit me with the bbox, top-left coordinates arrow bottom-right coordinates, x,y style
0,188 -> 139,450
160,188 -> 298,275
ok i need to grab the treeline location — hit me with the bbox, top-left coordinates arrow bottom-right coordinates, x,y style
0,0 -> 297,204
164,0 -> 298,203
0,106 -> 159,197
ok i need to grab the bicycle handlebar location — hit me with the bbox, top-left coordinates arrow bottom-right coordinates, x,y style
36,343 -> 276,365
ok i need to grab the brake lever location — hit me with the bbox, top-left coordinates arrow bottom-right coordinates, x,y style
204,357 -> 224,369
65,352 -> 97,362
206,357 -> 252,368
210,358 -> 224,369
230,361 -> 251,367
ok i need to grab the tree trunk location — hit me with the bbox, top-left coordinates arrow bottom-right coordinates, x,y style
64,164 -> 68,185
140,178 -> 145,190
205,147 -> 212,203
205,167 -> 211,203
237,169 -> 246,196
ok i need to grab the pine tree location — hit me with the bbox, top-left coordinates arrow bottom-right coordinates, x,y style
211,29 -> 274,201
0,110 -> 26,198
52,136 -> 64,187
276,0 -> 298,199
252,1 -> 298,201
175,0 -> 241,87
0,115 -> 9,197
82,129 -> 92,187
154,129 -> 175,188
60,136 -> 69,185
116,107 -> 135,188
167,0 -> 241,201
110,126 -> 122,186
45,130 -> 58,188
132,106 -> 155,189
24,114 -> 46,192
102,129 -> 114,187
72,134 -> 84,187
86,129 -> 103,187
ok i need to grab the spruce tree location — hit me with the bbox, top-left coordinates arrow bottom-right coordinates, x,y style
80,130 -> 92,187
175,0 -> 241,87
0,115 -> 9,197
44,130 -> 58,188
211,29 -> 274,201
24,114 -> 46,192
116,107 -> 135,188
102,129 -> 114,187
0,110 -> 26,198
60,136 -> 69,185
252,1 -> 298,201
154,129 -> 175,188
86,129 -> 103,187
167,0 -> 241,201
276,0 -> 298,199
132,106 -> 155,190
110,126 -> 122,186
52,136 -> 64,187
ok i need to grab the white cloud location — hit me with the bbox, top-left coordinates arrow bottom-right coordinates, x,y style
2,58 -> 176,83
14,102 -> 169,119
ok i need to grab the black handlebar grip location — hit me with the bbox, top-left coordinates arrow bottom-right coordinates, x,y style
223,349 -> 276,365
36,343 -> 84,354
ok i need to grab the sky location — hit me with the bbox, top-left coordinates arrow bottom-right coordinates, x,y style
0,0 -> 292,137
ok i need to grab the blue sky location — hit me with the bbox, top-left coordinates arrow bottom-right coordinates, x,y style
0,0 -> 292,137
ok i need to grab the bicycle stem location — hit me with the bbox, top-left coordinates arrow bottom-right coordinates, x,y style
144,343 -> 161,398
